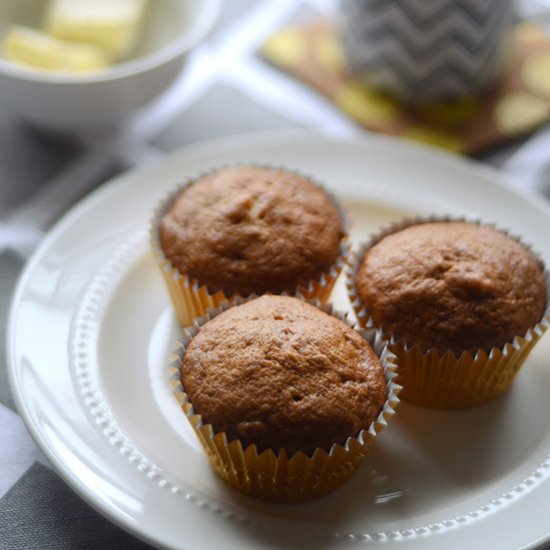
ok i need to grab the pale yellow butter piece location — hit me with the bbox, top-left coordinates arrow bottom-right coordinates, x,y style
3,25 -> 109,73
46,0 -> 148,60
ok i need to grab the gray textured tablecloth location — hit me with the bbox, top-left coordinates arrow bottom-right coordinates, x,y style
1,1 -> 550,548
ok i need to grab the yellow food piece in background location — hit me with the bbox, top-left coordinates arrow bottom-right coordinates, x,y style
46,0 -> 148,60
262,30 -> 306,67
3,25 -> 109,73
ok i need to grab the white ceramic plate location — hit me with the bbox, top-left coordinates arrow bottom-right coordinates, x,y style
8,132 -> 550,550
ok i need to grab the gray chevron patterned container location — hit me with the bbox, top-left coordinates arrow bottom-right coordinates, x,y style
339,0 -> 516,103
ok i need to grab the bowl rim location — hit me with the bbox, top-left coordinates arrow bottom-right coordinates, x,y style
0,0 -> 222,84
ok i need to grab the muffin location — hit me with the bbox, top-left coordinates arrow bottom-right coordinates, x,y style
170,295 -> 400,502
152,165 -> 348,326
348,217 -> 549,409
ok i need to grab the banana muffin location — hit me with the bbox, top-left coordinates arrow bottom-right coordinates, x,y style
349,219 -> 549,408
153,165 -> 347,326
181,295 -> 387,455
354,221 -> 546,355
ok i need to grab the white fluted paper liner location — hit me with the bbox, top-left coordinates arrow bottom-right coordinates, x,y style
346,215 -> 550,409
169,295 -> 401,502
151,164 -> 350,328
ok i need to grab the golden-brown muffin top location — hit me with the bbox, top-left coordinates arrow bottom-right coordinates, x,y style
159,165 -> 344,296
355,222 -> 547,355
182,295 -> 387,454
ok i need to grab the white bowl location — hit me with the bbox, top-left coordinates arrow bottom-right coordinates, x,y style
0,0 -> 221,131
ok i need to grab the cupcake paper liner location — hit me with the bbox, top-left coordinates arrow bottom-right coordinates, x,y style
151,164 -> 350,328
346,215 -> 550,409
169,296 -> 401,502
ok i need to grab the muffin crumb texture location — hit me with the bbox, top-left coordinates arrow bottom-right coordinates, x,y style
355,222 -> 546,355
159,165 -> 344,296
182,295 -> 387,455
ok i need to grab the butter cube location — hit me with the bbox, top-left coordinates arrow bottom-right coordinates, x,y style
46,0 -> 148,60
3,25 -> 109,73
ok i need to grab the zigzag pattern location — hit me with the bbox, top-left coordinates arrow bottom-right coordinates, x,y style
348,5 -> 506,55
347,0 -> 503,31
341,0 -> 515,102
